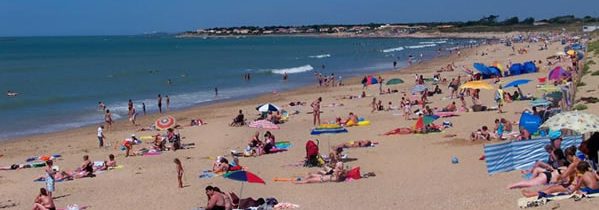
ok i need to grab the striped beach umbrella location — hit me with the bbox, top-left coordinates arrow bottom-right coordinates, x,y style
256,103 -> 281,112
155,115 -> 176,130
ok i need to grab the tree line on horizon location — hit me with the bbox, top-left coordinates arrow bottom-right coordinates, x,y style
189,15 -> 599,33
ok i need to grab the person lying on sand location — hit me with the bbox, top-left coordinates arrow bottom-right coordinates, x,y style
521,161 -> 599,197
0,163 -> 32,170
33,188 -> 55,210
334,140 -> 376,149
98,154 -> 117,171
508,166 -> 567,189
295,158 -> 346,184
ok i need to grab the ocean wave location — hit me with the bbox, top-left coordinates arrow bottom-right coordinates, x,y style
270,65 -> 314,75
405,43 -> 437,49
381,47 -> 404,53
419,40 -> 447,45
308,54 -> 331,59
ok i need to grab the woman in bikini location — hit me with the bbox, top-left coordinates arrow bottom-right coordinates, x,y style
295,157 -> 346,184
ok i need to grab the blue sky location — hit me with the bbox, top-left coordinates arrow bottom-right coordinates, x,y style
1,0 -> 598,36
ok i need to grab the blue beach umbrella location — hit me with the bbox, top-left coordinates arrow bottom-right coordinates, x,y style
519,112 -> 541,134
473,63 -> 490,74
503,79 -> 531,89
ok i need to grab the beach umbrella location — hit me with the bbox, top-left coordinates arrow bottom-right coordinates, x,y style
256,103 -> 281,112
566,50 -> 576,56
386,78 -> 404,85
311,126 -> 348,148
155,115 -> 176,130
519,112 -> 542,134
540,111 -> 599,134
422,115 -> 440,125
530,99 -> 551,107
365,75 -> 378,85
411,85 -> 427,94
249,120 -> 280,129
224,170 -> 265,199
459,81 -> 493,90
548,66 -> 570,81
473,63 -> 489,74
503,79 -> 531,89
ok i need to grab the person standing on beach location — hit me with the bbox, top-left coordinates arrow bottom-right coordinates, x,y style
142,103 -> 146,116
97,125 -> 105,148
158,94 -> 163,114
104,109 -> 112,130
44,160 -> 56,198
174,158 -> 184,188
166,95 -> 170,112
128,99 -> 133,113
129,106 -> 137,125
311,97 -> 322,126
378,76 -> 384,94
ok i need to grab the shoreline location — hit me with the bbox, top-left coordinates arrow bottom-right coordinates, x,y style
0,37 -> 482,144
176,31 -> 510,40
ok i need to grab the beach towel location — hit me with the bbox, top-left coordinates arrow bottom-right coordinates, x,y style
199,170 -> 223,179
434,111 -> 459,118
484,135 -> 583,174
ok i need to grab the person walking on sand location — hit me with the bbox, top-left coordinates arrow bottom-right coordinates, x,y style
129,106 -> 137,126
166,95 -> 170,112
97,125 -> 105,148
157,94 -> 163,113
33,188 -> 55,210
142,102 -> 146,116
371,97 -> 377,113
311,97 -> 322,126
127,99 -> 133,115
495,85 -> 505,113
104,109 -> 112,130
174,158 -> 184,188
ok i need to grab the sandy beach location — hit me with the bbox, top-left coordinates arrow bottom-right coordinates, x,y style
2,33 -> 598,210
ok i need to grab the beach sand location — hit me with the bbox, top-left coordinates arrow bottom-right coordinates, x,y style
1,36 -> 598,210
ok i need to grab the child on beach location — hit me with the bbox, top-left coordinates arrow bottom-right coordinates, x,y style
174,158 -> 184,188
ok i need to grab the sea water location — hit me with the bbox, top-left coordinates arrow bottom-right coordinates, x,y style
0,35 -> 477,140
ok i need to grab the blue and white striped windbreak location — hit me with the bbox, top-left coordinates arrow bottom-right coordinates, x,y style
484,135 -> 582,175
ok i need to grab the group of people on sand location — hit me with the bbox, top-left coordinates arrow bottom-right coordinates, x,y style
316,72 -> 341,87
243,131 -> 278,156
508,141 -> 599,198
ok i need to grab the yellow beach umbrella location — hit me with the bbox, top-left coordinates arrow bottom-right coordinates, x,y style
566,50 -> 576,56
460,81 -> 494,90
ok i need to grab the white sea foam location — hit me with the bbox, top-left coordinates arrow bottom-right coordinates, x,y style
419,40 -> 447,45
308,54 -> 331,59
405,43 -> 437,49
381,46 -> 405,53
270,65 -> 314,74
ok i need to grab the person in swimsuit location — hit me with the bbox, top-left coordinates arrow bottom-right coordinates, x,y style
104,109 -> 112,130
205,186 -> 227,210
33,188 -> 56,210
311,97 -> 322,126
213,187 -> 233,210
295,159 -> 346,184
79,155 -> 94,178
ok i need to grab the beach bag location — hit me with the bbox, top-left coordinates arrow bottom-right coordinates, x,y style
346,167 -> 361,180
67,204 -> 80,210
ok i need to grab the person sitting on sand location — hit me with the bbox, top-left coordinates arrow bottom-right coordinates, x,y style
230,110 -> 245,126
247,131 -> 263,156
471,126 -> 491,141
518,128 -> 531,140
212,157 -> 230,174
501,118 -> 513,133
263,131 -> 276,154
344,112 -> 359,126
493,119 -> 504,140
99,154 -> 117,170
205,186 -> 228,210
154,133 -> 166,151
79,155 -> 95,178
442,102 -> 457,112
33,188 -> 56,210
